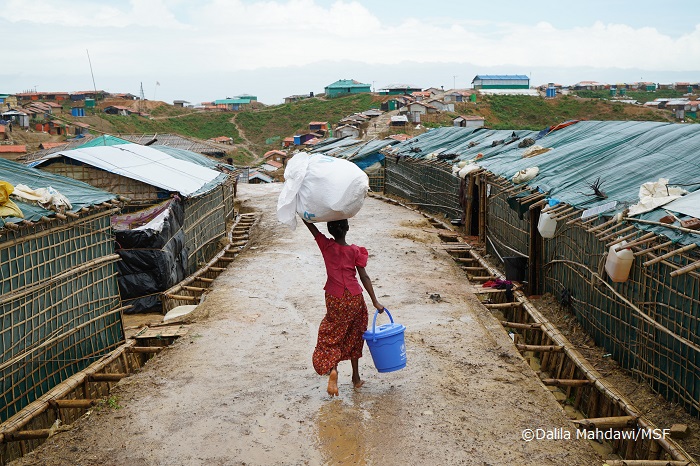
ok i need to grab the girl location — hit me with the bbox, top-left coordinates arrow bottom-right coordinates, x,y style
303,219 -> 384,397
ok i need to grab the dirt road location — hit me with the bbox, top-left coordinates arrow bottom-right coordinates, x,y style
12,183 -> 601,466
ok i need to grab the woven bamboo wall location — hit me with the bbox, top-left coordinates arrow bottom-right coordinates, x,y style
543,220 -> 700,415
0,212 -> 124,422
368,168 -> 385,193
384,157 -> 461,220
41,161 -> 162,204
484,181 -> 531,258
383,158 -> 700,417
183,177 -> 235,274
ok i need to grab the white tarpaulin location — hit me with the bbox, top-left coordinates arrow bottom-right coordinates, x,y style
627,178 -> 688,216
664,190 -> 700,219
38,143 -> 220,197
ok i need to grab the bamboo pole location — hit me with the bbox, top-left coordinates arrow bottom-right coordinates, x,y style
182,285 -> 207,292
515,344 -> 564,352
643,244 -> 697,266
551,210 -> 581,221
463,266 -> 487,272
670,260 -> 700,277
548,207 -> 574,219
599,225 -> 635,242
456,258 -> 479,263
573,415 -> 638,429
586,217 -> 618,233
501,321 -> 542,330
624,217 -> 700,235
48,399 -> 96,409
164,294 -> 199,302
610,232 -> 655,250
483,302 -> 522,309
544,204 -> 571,215
633,241 -> 673,257
127,346 -> 164,354
541,379 -> 591,387
4,430 -> 52,441
520,192 -> 546,203
89,373 -> 127,382
529,198 -> 549,210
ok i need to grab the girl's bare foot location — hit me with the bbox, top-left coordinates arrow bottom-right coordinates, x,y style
327,368 -> 339,397
353,379 -> 364,389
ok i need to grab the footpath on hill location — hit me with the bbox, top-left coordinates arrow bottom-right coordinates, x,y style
12,183 -> 601,466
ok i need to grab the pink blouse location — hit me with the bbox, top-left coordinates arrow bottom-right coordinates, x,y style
315,233 -> 369,298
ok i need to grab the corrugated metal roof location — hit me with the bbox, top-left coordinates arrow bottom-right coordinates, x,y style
326,79 -> 370,89
473,75 -> 529,81
0,145 -> 26,153
35,143 -> 222,197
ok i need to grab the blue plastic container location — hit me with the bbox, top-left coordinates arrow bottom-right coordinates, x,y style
363,309 -> 406,373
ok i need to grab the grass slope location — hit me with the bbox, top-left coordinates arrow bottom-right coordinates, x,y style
455,94 -> 674,131
235,94 -> 381,151
98,112 -> 242,142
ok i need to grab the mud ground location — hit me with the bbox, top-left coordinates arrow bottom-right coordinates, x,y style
11,183 -> 602,466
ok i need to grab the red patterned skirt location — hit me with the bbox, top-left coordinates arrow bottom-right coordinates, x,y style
312,289 -> 368,375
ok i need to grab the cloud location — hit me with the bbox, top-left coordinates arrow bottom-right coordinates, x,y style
2,0 -> 700,103
0,0 -> 186,28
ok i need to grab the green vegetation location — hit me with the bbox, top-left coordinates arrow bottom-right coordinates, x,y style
573,89 -> 686,103
467,94 -> 672,131
96,395 -> 122,410
98,112 -> 242,142
235,94 -> 380,153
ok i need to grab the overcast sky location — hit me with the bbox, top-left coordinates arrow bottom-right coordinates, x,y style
2,0 -> 700,104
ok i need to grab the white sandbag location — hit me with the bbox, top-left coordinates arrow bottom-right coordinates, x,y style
512,167 -> 539,184
277,153 -> 369,229
458,163 -> 481,179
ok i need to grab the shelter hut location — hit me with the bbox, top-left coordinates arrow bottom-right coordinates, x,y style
0,159 -> 124,424
31,140 -> 236,313
384,121 -> 700,417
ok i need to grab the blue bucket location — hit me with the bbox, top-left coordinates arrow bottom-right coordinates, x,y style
363,309 -> 406,373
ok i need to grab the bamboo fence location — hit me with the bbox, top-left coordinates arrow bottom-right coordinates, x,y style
381,157 -> 700,418
0,338 -> 162,465
0,210 -> 124,423
384,156 -> 461,220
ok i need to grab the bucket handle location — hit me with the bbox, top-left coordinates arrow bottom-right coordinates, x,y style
371,308 -> 393,342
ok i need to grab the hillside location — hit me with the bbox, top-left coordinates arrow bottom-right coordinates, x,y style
8,92 -> 678,163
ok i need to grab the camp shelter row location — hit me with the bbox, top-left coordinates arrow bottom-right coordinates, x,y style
1,138 -> 237,423
28,135 -> 238,312
381,121 -> 700,416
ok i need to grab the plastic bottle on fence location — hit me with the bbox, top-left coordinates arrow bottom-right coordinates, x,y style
605,241 -> 634,282
537,211 -> 557,238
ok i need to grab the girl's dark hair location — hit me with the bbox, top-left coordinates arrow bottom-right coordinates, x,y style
327,219 -> 349,239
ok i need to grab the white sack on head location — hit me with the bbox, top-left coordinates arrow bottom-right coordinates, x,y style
277,153 -> 369,230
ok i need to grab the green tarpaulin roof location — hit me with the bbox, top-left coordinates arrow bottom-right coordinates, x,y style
0,158 -> 116,227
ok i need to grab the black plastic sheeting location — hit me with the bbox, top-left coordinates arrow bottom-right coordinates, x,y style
115,201 -> 187,313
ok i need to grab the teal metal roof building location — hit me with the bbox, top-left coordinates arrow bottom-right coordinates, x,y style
324,79 -> 371,98
472,75 -> 530,89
